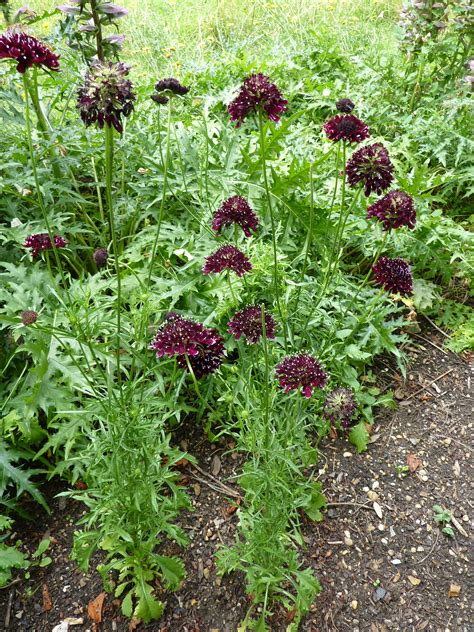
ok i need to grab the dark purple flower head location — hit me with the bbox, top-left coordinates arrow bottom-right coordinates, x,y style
21,310 -> 38,326
228,305 -> 276,344
93,247 -> 108,268
323,387 -> 356,428
151,93 -> 169,105
367,190 -> 416,231
228,73 -> 288,126
275,353 -> 327,398
77,60 -> 135,133
0,30 -> 60,73
212,196 -> 259,238
149,313 -> 224,378
324,114 -> 369,143
154,77 -> 189,96
336,98 -> 355,113
23,233 -> 67,257
373,256 -> 413,296
202,245 -> 252,277
346,143 -> 394,197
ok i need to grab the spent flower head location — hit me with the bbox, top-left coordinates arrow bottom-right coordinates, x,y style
23,233 -> 67,257
21,310 -> 38,326
93,247 -> 108,268
77,60 -> 135,133
367,190 -> 416,231
228,305 -> 276,344
276,353 -> 327,398
202,244 -> 252,277
212,196 -> 259,238
228,73 -> 288,126
346,143 -> 394,196
0,30 -> 60,73
324,114 -> 369,143
373,256 -> 413,296
149,313 -> 224,378
323,387 -> 356,428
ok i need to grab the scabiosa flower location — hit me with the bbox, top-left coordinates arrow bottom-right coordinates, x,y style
23,233 -> 67,258
228,73 -> 288,126
336,98 -> 355,113
212,196 -> 259,238
0,30 -> 60,73
372,256 -> 413,296
324,114 -> 369,143
228,305 -> 276,344
149,313 -> 224,378
323,387 -> 356,428
151,93 -> 169,105
367,190 -> 416,231
21,310 -> 38,326
154,77 -> 189,96
93,247 -> 108,268
77,60 -> 135,133
202,245 -> 252,277
275,353 -> 327,398
346,143 -> 394,197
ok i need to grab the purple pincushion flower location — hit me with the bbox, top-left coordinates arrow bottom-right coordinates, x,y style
202,245 -> 252,277
228,305 -> 276,344
21,310 -> 38,326
275,353 -> 327,398
149,313 -> 224,378
154,77 -> 189,95
228,73 -> 288,126
346,143 -> 394,197
323,114 -> 369,143
77,60 -> 135,133
212,196 -> 259,237
372,256 -> 413,295
93,247 -> 108,268
23,233 -> 67,257
0,30 -> 60,73
367,190 -> 416,231
336,98 -> 355,113
323,387 -> 356,428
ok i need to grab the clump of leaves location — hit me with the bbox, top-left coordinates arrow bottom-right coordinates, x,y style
433,504 -> 454,537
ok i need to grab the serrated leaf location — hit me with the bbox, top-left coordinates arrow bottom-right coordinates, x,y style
349,422 -> 369,453
134,580 -> 164,622
121,589 -> 133,617
155,554 -> 185,589
0,543 -> 29,570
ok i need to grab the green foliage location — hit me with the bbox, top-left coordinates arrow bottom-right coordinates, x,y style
433,505 -> 455,538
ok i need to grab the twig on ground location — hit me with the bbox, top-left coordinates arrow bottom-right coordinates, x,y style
414,531 -> 439,565
4,588 -> 15,629
422,314 -> 450,338
404,368 -> 454,401
410,333 -> 448,355
327,501 -> 373,510
187,463 -> 241,499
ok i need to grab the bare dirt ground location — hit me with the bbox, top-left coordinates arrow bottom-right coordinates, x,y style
1,328 -> 472,632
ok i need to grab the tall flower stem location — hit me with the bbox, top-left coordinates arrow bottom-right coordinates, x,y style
260,304 -> 271,447
146,99 -> 172,288
105,124 -> 122,388
258,109 -> 287,351
293,162 -> 314,314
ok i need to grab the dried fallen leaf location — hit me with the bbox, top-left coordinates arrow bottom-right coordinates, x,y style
128,617 -> 141,631
224,497 -> 241,516
42,583 -> 53,611
211,454 -> 221,476
373,501 -> 383,519
453,460 -> 460,477
87,591 -> 106,624
407,575 -> 421,586
391,571 -> 401,583
448,583 -> 461,598
406,453 -> 422,473
175,457 -> 189,468
192,483 -> 201,497
328,426 -> 338,440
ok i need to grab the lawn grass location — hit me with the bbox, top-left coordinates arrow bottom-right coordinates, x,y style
17,0 -> 404,77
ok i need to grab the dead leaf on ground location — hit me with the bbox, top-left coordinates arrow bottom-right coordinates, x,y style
128,617 -> 141,631
407,453 -> 422,473
453,460 -> 460,477
42,583 -> 53,611
373,501 -> 383,519
88,591 -> 106,623
448,583 -> 461,598
175,457 -> 189,468
224,496 -> 241,516
407,575 -> 421,586
211,454 -> 221,476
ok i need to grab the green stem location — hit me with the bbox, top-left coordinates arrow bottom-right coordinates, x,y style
147,99 -> 172,288
260,304 -> 270,447
294,161 -> 314,313
29,69 -> 61,179
258,110 -> 287,351
105,124 -> 122,388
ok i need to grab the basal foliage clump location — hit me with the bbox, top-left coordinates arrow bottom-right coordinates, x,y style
0,0 -> 472,629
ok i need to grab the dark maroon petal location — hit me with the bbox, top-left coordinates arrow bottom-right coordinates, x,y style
324,114 -> 369,143
154,77 -> 189,96
367,190 -> 416,231
372,256 -> 413,295
202,245 -> 252,277
336,98 -> 355,113
23,233 -> 67,257
228,73 -> 287,126
21,310 -> 38,326
0,30 -> 59,73
275,354 -> 327,398
212,196 -> 259,237
346,143 -> 394,197
228,305 -> 276,344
